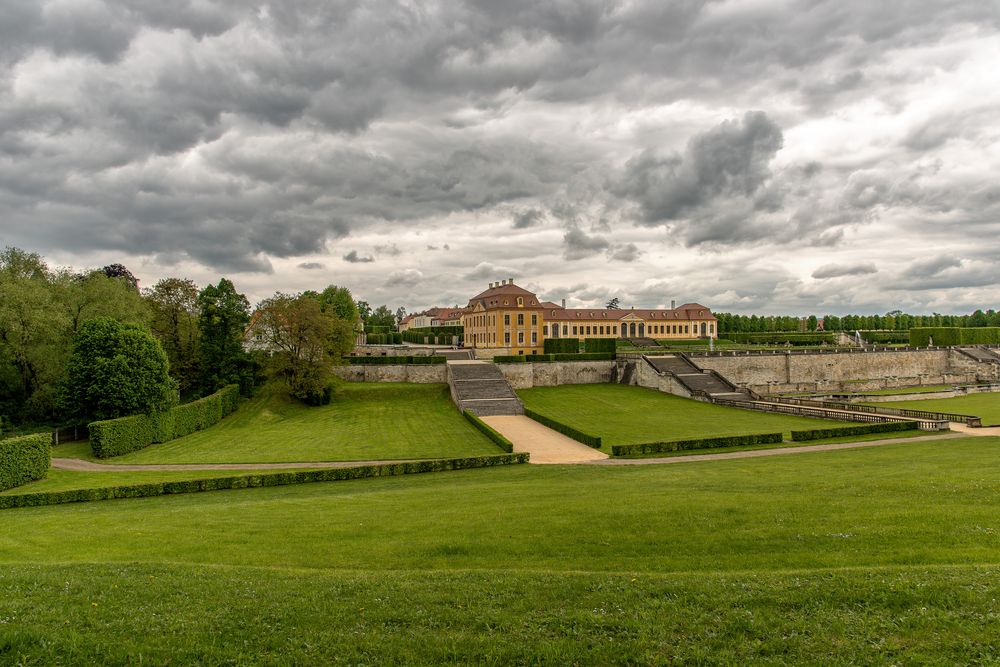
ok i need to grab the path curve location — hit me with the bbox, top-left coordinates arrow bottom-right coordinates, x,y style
480,415 -> 608,464
51,458 -> 410,472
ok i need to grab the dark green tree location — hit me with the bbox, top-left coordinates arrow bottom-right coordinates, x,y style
316,285 -> 359,323
606,297 -> 620,309
368,305 -> 396,329
198,279 -> 251,393
62,317 -> 177,422
145,278 -> 201,398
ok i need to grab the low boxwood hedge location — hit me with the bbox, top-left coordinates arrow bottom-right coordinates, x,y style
544,339 -> 580,354
0,453 -> 530,509
523,408 -> 601,448
789,421 -> 920,442
0,433 -> 50,492
89,385 -> 241,459
345,355 -> 447,365
611,432 -> 783,457
463,410 -> 514,453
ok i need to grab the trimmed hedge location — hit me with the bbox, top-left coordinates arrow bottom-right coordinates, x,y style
729,332 -> 836,345
611,432 -> 783,457
909,327 -> 1000,347
345,355 -> 447,365
544,338 -> 579,354
859,331 -> 909,344
0,433 -> 50,492
0,454 -> 529,509
584,338 -> 617,354
463,410 -> 514,452
523,408 -> 601,448
790,421 -> 920,442
494,353 -> 615,363
89,385 -> 240,459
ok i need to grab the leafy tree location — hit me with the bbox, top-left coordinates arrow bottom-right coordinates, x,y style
198,279 -> 251,393
258,293 -> 354,404
54,270 -> 150,334
606,297 -> 620,309
145,278 -> 201,398
102,263 -> 139,291
806,315 -> 818,331
395,306 -> 407,325
355,300 -> 372,322
316,285 -> 359,323
62,317 -> 177,422
368,305 -> 396,329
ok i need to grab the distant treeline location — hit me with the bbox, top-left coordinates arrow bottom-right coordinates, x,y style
716,310 -> 1000,334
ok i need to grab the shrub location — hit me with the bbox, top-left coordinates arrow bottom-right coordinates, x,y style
89,385 -> 240,459
0,454 -> 530,509
544,339 -> 579,354
524,408 -> 601,448
0,433 -> 50,492
584,338 -> 617,354
463,410 -> 514,452
611,432 -> 783,457
728,332 -> 835,345
790,421 -> 920,441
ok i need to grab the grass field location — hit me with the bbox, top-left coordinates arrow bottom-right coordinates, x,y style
1,438 -> 998,664
863,392 -> 1000,423
518,384 -> 852,452
58,382 -> 501,464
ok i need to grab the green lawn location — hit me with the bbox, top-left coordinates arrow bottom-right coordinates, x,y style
518,384 -> 851,452
61,382 -> 501,464
1,438 -> 998,663
863,392 -> 1000,424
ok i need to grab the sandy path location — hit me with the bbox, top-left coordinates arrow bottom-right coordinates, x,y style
480,415 -> 609,464
51,458 -> 409,472
948,423 -> 1000,436
593,432 -> 967,466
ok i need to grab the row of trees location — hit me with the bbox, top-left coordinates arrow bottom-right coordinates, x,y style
0,246 -> 378,426
716,310 -> 1000,335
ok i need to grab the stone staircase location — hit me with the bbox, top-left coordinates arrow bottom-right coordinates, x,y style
956,347 -> 1000,364
626,337 -> 659,348
645,354 -> 747,400
447,362 -> 524,416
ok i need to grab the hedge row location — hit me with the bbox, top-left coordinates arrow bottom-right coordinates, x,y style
544,338 -> 580,354
401,331 -> 460,345
523,408 -> 601,448
584,338 -> 617,354
494,353 -> 615,363
0,433 -> 50,492
0,454 -> 530,510
365,332 -> 403,345
728,332 -> 836,345
345,355 -> 447,365
89,385 -> 240,459
790,421 -> 920,442
909,327 -> 1000,347
463,410 -> 514,453
611,432 -> 783,457
859,331 -> 909,344
364,325 -> 392,334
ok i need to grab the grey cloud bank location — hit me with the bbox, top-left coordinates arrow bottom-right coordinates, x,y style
2,0 -> 999,314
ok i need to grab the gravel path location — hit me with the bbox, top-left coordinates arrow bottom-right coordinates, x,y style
480,415 -> 609,464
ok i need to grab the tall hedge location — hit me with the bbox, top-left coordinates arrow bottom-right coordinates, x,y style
544,338 -> 579,354
344,356 -> 446,365
909,327 -> 1000,346
584,338 -> 616,354
0,433 -> 50,491
728,332 -> 835,345
523,408 -> 601,448
89,385 -> 240,459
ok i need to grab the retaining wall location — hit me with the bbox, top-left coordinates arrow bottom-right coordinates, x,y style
333,365 -> 448,383
496,361 -> 615,389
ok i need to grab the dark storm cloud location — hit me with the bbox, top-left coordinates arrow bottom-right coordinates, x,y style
298,262 -> 324,270
811,263 -> 878,279
901,255 -> 962,278
512,208 -> 545,229
562,227 -> 609,260
343,250 -> 374,263
608,243 -> 641,262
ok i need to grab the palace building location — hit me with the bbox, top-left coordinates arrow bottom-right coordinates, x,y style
462,280 -> 716,357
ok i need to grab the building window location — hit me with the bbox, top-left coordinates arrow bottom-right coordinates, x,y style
543,325 -> 549,336
517,313 -> 524,326
684,325 -> 689,334
504,332 -> 510,344
518,332 -> 524,344
517,297 -> 523,306
562,326 -> 568,335
531,332 -> 537,344
531,314 -> 537,326
710,324 -> 715,334
504,314 -> 510,326
572,326 -> 578,335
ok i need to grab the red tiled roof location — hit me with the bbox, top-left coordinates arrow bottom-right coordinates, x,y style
467,283 -> 544,309
543,303 -> 715,321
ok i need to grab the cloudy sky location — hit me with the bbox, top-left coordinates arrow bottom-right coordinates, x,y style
2,0 -> 999,314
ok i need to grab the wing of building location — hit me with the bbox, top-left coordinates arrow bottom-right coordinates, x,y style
462,280 -> 717,357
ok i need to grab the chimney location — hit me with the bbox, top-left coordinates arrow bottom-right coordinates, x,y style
508,277 -> 514,284
561,298 -> 566,308
671,299 -> 676,309
489,282 -> 494,288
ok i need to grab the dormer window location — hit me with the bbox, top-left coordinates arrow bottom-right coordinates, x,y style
517,297 -> 523,306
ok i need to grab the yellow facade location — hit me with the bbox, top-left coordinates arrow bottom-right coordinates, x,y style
462,280 -> 716,356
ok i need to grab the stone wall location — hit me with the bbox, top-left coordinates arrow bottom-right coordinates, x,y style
628,358 -> 693,398
333,365 -> 448,383
690,348 -> 995,393
496,361 -> 615,388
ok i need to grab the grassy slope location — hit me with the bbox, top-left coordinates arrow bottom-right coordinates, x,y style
1,438 -> 998,664
64,382 -> 501,464
864,392 -> 1000,424
519,384 -> 851,450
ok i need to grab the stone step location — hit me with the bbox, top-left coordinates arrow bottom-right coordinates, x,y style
452,379 -> 518,400
461,399 -> 525,416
